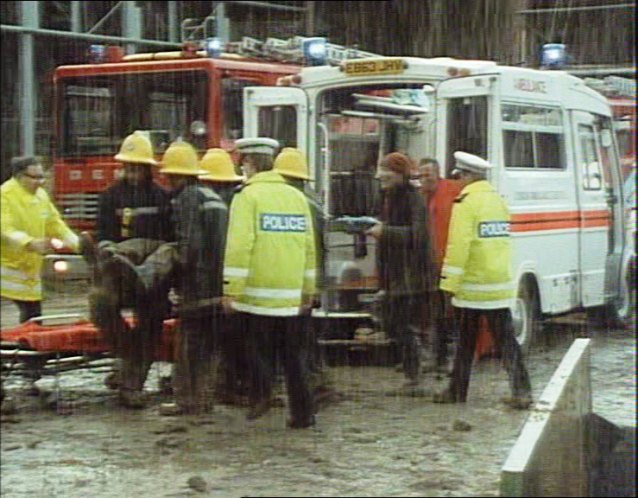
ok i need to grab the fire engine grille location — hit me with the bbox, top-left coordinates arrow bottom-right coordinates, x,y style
58,193 -> 99,221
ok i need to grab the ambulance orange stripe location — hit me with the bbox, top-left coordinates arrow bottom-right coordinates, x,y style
511,220 -> 579,232
511,210 -> 610,232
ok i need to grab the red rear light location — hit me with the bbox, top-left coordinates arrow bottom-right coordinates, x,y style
106,46 -> 124,63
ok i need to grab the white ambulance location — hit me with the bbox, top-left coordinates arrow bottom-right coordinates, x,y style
242,48 -> 631,349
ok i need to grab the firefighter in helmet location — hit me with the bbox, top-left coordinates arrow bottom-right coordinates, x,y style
88,131 -> 174,408
199,148 -> 244,205
112,139 -> 229,415
273,147 -> 340,409
198,148 -> 249,404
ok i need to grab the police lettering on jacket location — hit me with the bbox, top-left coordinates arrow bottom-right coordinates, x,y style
260,214 -> 307,232
478,221 -> 510,238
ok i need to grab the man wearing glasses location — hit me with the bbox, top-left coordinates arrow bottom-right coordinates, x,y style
1,156 -> 79,322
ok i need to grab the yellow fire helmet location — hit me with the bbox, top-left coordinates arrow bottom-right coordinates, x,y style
159,139 -> 207,176
199,148 -> 244,183
273,147 -> 310,180
114,131 -> 158,166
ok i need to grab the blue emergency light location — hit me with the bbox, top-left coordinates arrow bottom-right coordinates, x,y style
205,37 -> 223,58
303,37 -> 327,66
88,44 -> 106,63
540,43 -> 567,69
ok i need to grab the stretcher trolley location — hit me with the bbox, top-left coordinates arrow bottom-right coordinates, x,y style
1,314 -> 177,394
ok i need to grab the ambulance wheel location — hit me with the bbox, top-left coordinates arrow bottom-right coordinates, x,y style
512,278 -> 541,354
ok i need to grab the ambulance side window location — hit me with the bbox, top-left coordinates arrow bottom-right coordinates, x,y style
578,124 -> 602,190
502,104 -> 565,170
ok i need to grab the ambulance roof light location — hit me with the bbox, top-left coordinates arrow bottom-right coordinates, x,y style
303,37 -> 327,66
540,43 -> 568,70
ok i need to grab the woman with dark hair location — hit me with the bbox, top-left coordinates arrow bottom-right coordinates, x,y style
367,152 -> 436,391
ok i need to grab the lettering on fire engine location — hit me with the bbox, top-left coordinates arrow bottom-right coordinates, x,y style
478,221 -> 510,238
260,214 -> 307,232
345,59 -> 405,76
514,78 -> 547,94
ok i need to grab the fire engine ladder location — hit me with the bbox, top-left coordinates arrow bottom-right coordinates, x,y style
583,76 -> 636,99
181,15 -> 216,43
225,35 -> 383,65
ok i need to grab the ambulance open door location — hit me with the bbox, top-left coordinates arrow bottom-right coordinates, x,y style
434,74 -> 499,182
243,86 -> 308,159
572,110 -> 624,308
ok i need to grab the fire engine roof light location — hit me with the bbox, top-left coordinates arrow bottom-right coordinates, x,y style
540,43 -> 568,70
205,37 -> 223,58
303,37 -> 327,66
89,44 -> 106,64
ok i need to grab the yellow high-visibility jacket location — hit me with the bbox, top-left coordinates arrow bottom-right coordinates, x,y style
223,170 -> 316,316
1,178 -> 79,301
440,180 -> 514,309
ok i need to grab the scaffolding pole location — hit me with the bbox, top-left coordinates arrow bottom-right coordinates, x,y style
19,1 -> 38,156
0,24 -> 182,48
519,3 -> 634,14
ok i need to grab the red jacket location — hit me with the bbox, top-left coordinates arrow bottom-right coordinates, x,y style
426,179 -> 463,268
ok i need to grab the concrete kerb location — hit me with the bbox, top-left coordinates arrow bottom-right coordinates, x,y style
500,338 -> 592,497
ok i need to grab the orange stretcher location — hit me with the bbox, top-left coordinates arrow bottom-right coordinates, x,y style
1,314 -> 177,382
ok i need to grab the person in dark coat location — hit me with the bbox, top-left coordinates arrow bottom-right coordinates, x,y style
274,147 -> 339,410
88,131 -> 174,408
115,139 -> 229,415
367,152 -> 436,390
198,148 -> 248,405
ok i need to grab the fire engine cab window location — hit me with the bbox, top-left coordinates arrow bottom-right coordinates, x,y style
63,85 -> 115,155
258,106 -> 297,148
59,71 -> 208,156
222,78 -> 258,140
502,104 -> 565,170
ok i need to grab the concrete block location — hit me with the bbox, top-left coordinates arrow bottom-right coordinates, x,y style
500,338 -> 591,497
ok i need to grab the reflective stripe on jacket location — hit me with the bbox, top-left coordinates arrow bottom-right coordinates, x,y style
1,178 -> 79,301
223,170 -> 316,316
440,180 -> 514,309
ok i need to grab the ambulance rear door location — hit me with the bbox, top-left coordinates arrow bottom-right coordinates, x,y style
572,110 -> 624,307
243,86 -> 308,158
435,74 -> 500,182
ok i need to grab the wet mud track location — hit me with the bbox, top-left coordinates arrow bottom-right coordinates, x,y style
1,287 -> 634,497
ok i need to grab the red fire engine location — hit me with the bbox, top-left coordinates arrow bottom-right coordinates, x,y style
52,37 -> 310,230
584,76 -> 636,179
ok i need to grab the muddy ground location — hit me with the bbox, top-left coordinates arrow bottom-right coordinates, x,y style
1,283 -> 635,497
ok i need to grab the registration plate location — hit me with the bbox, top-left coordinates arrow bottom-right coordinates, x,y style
344,58 -> 406,77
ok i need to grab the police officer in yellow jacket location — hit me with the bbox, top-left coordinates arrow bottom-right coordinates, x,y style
433,152 -> 532,410
1,156 -> 79,322
223,137 -> 317,428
